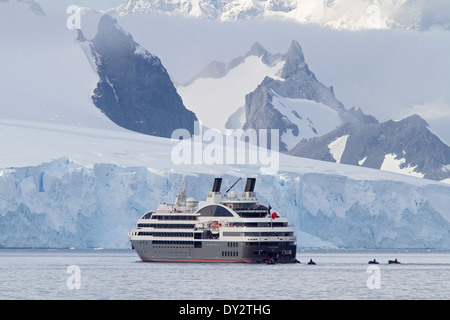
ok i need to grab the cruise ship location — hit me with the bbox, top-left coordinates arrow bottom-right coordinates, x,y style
128,178 -> 297,263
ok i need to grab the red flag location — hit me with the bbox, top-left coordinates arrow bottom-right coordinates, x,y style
269,205 -> 278,219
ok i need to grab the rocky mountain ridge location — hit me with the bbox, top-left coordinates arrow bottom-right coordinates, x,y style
240,40 -> 377,151
289,114 -> 450,181
79,14 -> 197,138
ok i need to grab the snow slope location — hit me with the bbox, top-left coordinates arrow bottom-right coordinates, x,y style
177,54 -> 284,131
380,153 -> 424,178
328,135 -> 349,164
271,92 -> 341,150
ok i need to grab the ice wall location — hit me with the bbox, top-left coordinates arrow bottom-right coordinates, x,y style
1,157 -> 450,249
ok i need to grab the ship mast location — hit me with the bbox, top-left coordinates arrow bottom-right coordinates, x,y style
224,177 -> 242,197
175,180 -> 187,206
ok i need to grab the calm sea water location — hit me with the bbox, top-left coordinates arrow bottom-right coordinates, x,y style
0,248 -> 448,300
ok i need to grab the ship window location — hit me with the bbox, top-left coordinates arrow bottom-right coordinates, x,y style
138,223 -> 195,229
153,215 -> 197,220
197,205 -> 233,217
222,251 -> 238,257
141,211 -> 153,219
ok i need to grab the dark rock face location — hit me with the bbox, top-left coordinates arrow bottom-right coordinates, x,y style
289,114 -> 450,181
87,15 -> 197,138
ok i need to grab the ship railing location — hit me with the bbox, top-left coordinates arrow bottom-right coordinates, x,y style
154,207 -> 198,214
219,222 -> 293,228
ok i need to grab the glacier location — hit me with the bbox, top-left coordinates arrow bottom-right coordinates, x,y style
1,151 -> 450,249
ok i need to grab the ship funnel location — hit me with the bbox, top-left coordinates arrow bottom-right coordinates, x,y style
212,178 -> 222,192
244,178 -> 256,192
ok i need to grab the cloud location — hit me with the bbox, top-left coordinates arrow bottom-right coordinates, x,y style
408,94 -> 450,120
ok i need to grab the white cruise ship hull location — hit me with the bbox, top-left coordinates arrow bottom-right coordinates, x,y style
130,239 -> 296,263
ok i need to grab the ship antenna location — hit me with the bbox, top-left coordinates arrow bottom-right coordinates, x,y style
224,177 -> 242,196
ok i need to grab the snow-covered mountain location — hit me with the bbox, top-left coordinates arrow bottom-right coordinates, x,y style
109,0 -> 450,31
242,40 -> 377,151
387,0 -> 450,31
289,115 -> 450,181
179,37 -> 450,180
178,40 -> 375,151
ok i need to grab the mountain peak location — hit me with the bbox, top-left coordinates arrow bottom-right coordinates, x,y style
247,42 -> 267,57
93,14 -> 135,52
400,113 -> 429,127
286,40 -> 305,63
96,14 -> 119,36
280,40 -> 307,79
